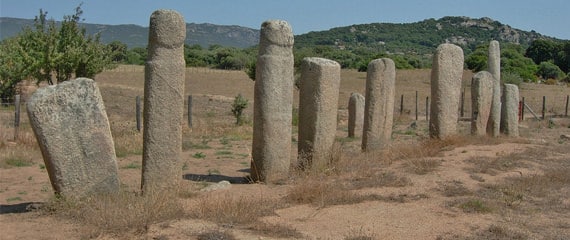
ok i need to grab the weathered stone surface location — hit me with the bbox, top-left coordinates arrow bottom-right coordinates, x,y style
429,44 -> 464,139
251,20 -> 294,182
362,58 -> 396,151
27,78 -> 119,197
470,71 -> 494,136
142,10 -> 186,192
348,92 -> 365,138
298,57 -> 341,169
487,40 -> 501,137
500,84 -> 519,137
200,181 -> 231,192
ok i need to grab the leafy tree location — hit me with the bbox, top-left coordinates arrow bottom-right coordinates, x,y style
108,41 -> 128,63
526,39 -> 558,65
125,47 -> 147,65
536,61 -> 564,80
0,37 -> 28,101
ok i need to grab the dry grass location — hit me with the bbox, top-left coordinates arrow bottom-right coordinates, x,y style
246,222 -> 305,239
197,228 -> 237,240
189,194 -> 277,226
42,189 -> 184,233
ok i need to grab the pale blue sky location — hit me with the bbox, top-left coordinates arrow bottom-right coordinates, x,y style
1,0 -> 568,39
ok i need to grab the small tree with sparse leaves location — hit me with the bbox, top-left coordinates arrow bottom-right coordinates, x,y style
231,94 -> 248,125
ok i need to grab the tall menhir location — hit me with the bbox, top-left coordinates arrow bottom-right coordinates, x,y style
141,10 -> 186,193
251,20 -> 294,183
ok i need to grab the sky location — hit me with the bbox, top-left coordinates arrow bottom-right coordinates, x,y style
1,0 -> 569,40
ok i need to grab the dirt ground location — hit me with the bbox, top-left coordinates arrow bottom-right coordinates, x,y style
1,67 -> 570,239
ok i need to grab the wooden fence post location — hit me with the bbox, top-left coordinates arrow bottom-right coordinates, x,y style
521,97 -> 525,121
14,95 -> 20,141
564,95 -> 570,117
460,88 -> 465,118
136,96 -> 141,132
188,95 -> 193,128
400,94 -> 404,115
426,96 -> 429,121
415,91 -> 418,121
542,96 -> 546,120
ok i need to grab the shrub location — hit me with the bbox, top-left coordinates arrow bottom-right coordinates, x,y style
231,94 -> 248,125
501,72 -> 523,86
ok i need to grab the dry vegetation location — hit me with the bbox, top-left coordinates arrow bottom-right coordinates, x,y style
1,66 -> 569,239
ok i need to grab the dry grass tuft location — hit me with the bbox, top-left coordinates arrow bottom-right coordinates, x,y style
405,158 -> 442,174
285,179 -> 370,208
440,180 -> 472,197
247,222 -> 305,239
190,194 -> 277,226
110,121 -> 143,157
197,228 -> 237,240
43,189 -> 184,233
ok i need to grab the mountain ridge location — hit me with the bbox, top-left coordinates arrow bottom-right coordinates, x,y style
0,16 -> 564,51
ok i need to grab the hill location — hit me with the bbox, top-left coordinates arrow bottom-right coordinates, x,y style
0,17 -> 260,48
294,16 -> 560,56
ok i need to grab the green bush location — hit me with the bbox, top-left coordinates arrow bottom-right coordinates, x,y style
231,94 -> 248,125
501,72 -> 523,86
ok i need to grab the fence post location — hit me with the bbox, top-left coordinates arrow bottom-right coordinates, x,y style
521,97 -> 525,121
14,95 -> 20,141
460,87 -> 465,118
400,94 -> 404,115
136,96 -> 141,132
415,91 -> 418,121
542,96 -> 546,120
426,96 -> 429,121
188,95 -> 193,128
564,95 -> 570,117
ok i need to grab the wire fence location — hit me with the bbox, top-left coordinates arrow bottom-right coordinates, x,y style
3,92 -> 569,141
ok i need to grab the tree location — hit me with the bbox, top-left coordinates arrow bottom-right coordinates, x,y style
0,5 -> 116,88
0,38 -> 28,101
108,41 -> 128,63
536,61 -> 564,80
525,39 -> 558,65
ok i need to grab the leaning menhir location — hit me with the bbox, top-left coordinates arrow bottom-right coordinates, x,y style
27,78 -> 120,197
251,20 -> 295,182
298,57 -> 341,169
429,43 -> 464,139
141,9 -> 186,192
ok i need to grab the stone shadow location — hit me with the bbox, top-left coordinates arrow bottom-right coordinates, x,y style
0,202 -> 43,214
182,173 -> 249,184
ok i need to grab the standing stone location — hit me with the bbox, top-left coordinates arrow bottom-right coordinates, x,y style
471,71 -> 494,136
27,78 -> 119,197
487,40 -> 501,137
429,44 -> 464,139
501,84 -> 520,137
348,93 -> 365,138
142,10 -> 186,192
251,20 -> 294,182
362,58 -> 396,151
298,57 -> 341,169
